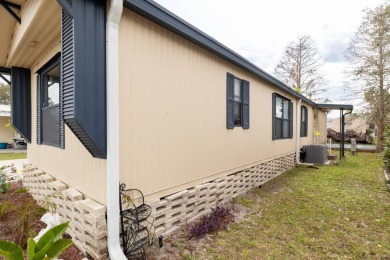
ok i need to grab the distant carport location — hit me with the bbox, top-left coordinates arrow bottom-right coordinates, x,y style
316,103 -> 354,160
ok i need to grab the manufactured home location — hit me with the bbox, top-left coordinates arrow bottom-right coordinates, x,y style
0,0 -> 352,258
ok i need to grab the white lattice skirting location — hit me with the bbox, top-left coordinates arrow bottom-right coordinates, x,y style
149,152 -> 296,235
21,152 -> 295,259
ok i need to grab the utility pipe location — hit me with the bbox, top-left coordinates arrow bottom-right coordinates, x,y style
339,108 -> 343,159
341,110 -> 352,159
106,0 -> 126,259
296,99 -> 302,163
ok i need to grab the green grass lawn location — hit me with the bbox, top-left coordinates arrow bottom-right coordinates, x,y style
0,153 -> 27,161
198,153 -> 390,259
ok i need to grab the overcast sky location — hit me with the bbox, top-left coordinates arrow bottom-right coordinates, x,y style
155,0 -> 386,115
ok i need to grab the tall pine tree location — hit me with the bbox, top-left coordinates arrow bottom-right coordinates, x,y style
345,3 -> 390,152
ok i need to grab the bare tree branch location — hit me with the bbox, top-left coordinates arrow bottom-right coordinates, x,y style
274,35 -> 327,102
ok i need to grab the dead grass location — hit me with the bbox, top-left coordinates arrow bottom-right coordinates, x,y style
151,153 -> 390,259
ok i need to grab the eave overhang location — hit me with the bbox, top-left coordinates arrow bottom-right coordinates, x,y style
0,1 -> 60,69
316,104 -> 354,111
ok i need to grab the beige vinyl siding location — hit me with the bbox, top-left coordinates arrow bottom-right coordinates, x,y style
118,9 -> 314,202
16,5 -> 328,206
316,109 -> 328,143
27,44 -> 107,204
0,117 -> 14,143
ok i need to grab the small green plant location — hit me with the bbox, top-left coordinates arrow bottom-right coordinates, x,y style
0,241 -> 23,260
0,222 -> 72,260
0,174 -> 11,193
382,125 -> 390,172
13,200 -> 46,247
0,201 -> 15,220
0,187 -> 27,221
40,193 -> 59,214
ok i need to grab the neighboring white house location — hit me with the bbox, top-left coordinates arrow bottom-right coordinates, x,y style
0,104 -> 15,145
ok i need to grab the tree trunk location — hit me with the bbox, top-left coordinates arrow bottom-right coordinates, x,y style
377,122 -> 384,152
377,44 -> 385,153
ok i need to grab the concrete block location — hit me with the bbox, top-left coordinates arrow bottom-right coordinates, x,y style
84,224 -> 106,240
83,212 -> 106,229
40,174 -> 55,183
23,164 -> 37,172
164,190 -> 188,202
150,199 -> 169,215
186,193 -> 197,205
64,188 -> 83,201
154,225 -> 166,236
33,169 -> 45,176
213,176 -> 226,183
84,234 -> 107,251
66,228 -> 74,238
49,180 -> 66,191
85,244 -> 108,260
77,199 -> 106,216
73,240 -> 87,254
184,211 -> 197,222
166,205 -> 185,218
153,213 -> 168,226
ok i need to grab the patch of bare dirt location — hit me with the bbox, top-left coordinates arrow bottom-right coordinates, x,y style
146,200 -> 253,259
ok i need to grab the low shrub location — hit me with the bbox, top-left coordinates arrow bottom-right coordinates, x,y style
383,126 -> 390,172
188,203 -> 235,239
0,174 -> 11,194
13,200 -> 46,248
0,201 -> 14,220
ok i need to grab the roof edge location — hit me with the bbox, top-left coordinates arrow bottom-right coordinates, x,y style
316,104 -> 354,111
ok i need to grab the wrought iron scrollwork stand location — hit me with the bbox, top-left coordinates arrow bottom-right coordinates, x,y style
119,183 -> 153,259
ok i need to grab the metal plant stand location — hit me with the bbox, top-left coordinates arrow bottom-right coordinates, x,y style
119,183 -> 153,259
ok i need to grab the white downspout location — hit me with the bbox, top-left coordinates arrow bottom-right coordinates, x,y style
296,99 -> 313,166
296,99 -> 302,164
106,0 -> 126,259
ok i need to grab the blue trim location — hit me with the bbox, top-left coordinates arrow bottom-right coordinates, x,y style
56,0 -> 73,18
124,0 -> 318,107
0,67 -> 11,74
11,67 -> 31,143
60,0 -> 107,159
